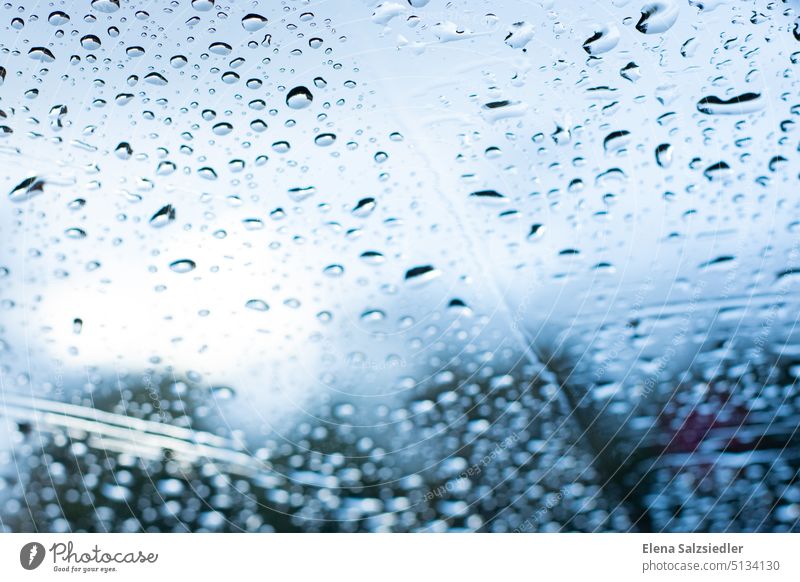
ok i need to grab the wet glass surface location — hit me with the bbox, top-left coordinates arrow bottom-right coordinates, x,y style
1,0 -> 799,532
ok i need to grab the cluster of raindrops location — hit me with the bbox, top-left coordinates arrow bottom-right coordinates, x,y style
0,0 -> 799,534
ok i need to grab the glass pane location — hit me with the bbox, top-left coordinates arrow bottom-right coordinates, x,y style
1,0 -> 799,532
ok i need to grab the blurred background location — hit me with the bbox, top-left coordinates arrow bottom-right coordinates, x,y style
1,0 -> 800,532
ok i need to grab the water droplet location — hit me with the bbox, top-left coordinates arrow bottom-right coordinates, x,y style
144,72 -> 168,86
150,204 -> 176,228
242,13 -> 268,31
655,143 -> 673,168
209,42 -> 232,56
703,161 -> 730,181
699,255 -> 735,270
169,259 -> 196,273
48,11 -> 70,26
9,176 -> 45,202
115,142 -> 132,160
603,130 -> 631,153
636,1 -> 679,35
323,264 -> 344,277
696,93 -> 763,115
91,0 -> 120,14
28,47 -> 56,62
286,86 -> 313,109
212,122 -> 233,135
470,190 -> 507,204
64,228 -> 87,240
191,0 -> 214,12
245,299 -> 269,312
360,251 -> 386,265
314,133 -> 336,146
352,197 -> 376,217
527,224 -> 545,241
288,186 -> 315,201
81,35 -> 102,50
504,21 -> 534,48
210,385 -> 236,400
405,265 -> 441,285
360,309 -> 386,323
620,61 -> 641,82
583,24 -> 620,55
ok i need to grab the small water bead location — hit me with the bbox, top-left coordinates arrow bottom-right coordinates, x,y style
360,309 -> 386,323
212,122 -> 233,136
703,161 -> 730,181
191,0 -> 214,11
245,299 -> 269,312
242,218 -> 264,231
620,62 -> 641,82
288,186 -> 315,201
655,143 -> 673,168
635,1 -> 679,35
210,386 -> 236,400
209,42 -> 233,56
144,72 -> 168,86
272,141 -> 290,153
582,24 -> 620,55
91,0 -> 120,13
115,142 -> 133,159
81,35 -> 102,50
156,161 -> 176,175
149,204 -> 176,228
352,198 -> 376,217
170,55 -> 188,68
242,13 -> 268,31
360,251 -> 385,265
29,47 -> 56,62
9,176 -> 45,202
528,224 -> 545,241
48,11 -> 70,26
221,71 -> 239,84
404,265 -> 440,285
309,38 -> 323,49
64,228 -> 87,240
286,86 -> 313,109
314,133 -> 336,146
603,130 -> 630,153
169,259 -> 196,273
696,93 -> 763,115
323,264 -> 344,277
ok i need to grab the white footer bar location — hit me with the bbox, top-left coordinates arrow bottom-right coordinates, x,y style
1,534 -> 797,581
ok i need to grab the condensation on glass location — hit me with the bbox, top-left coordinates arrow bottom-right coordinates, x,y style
0,0 -> 799,532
